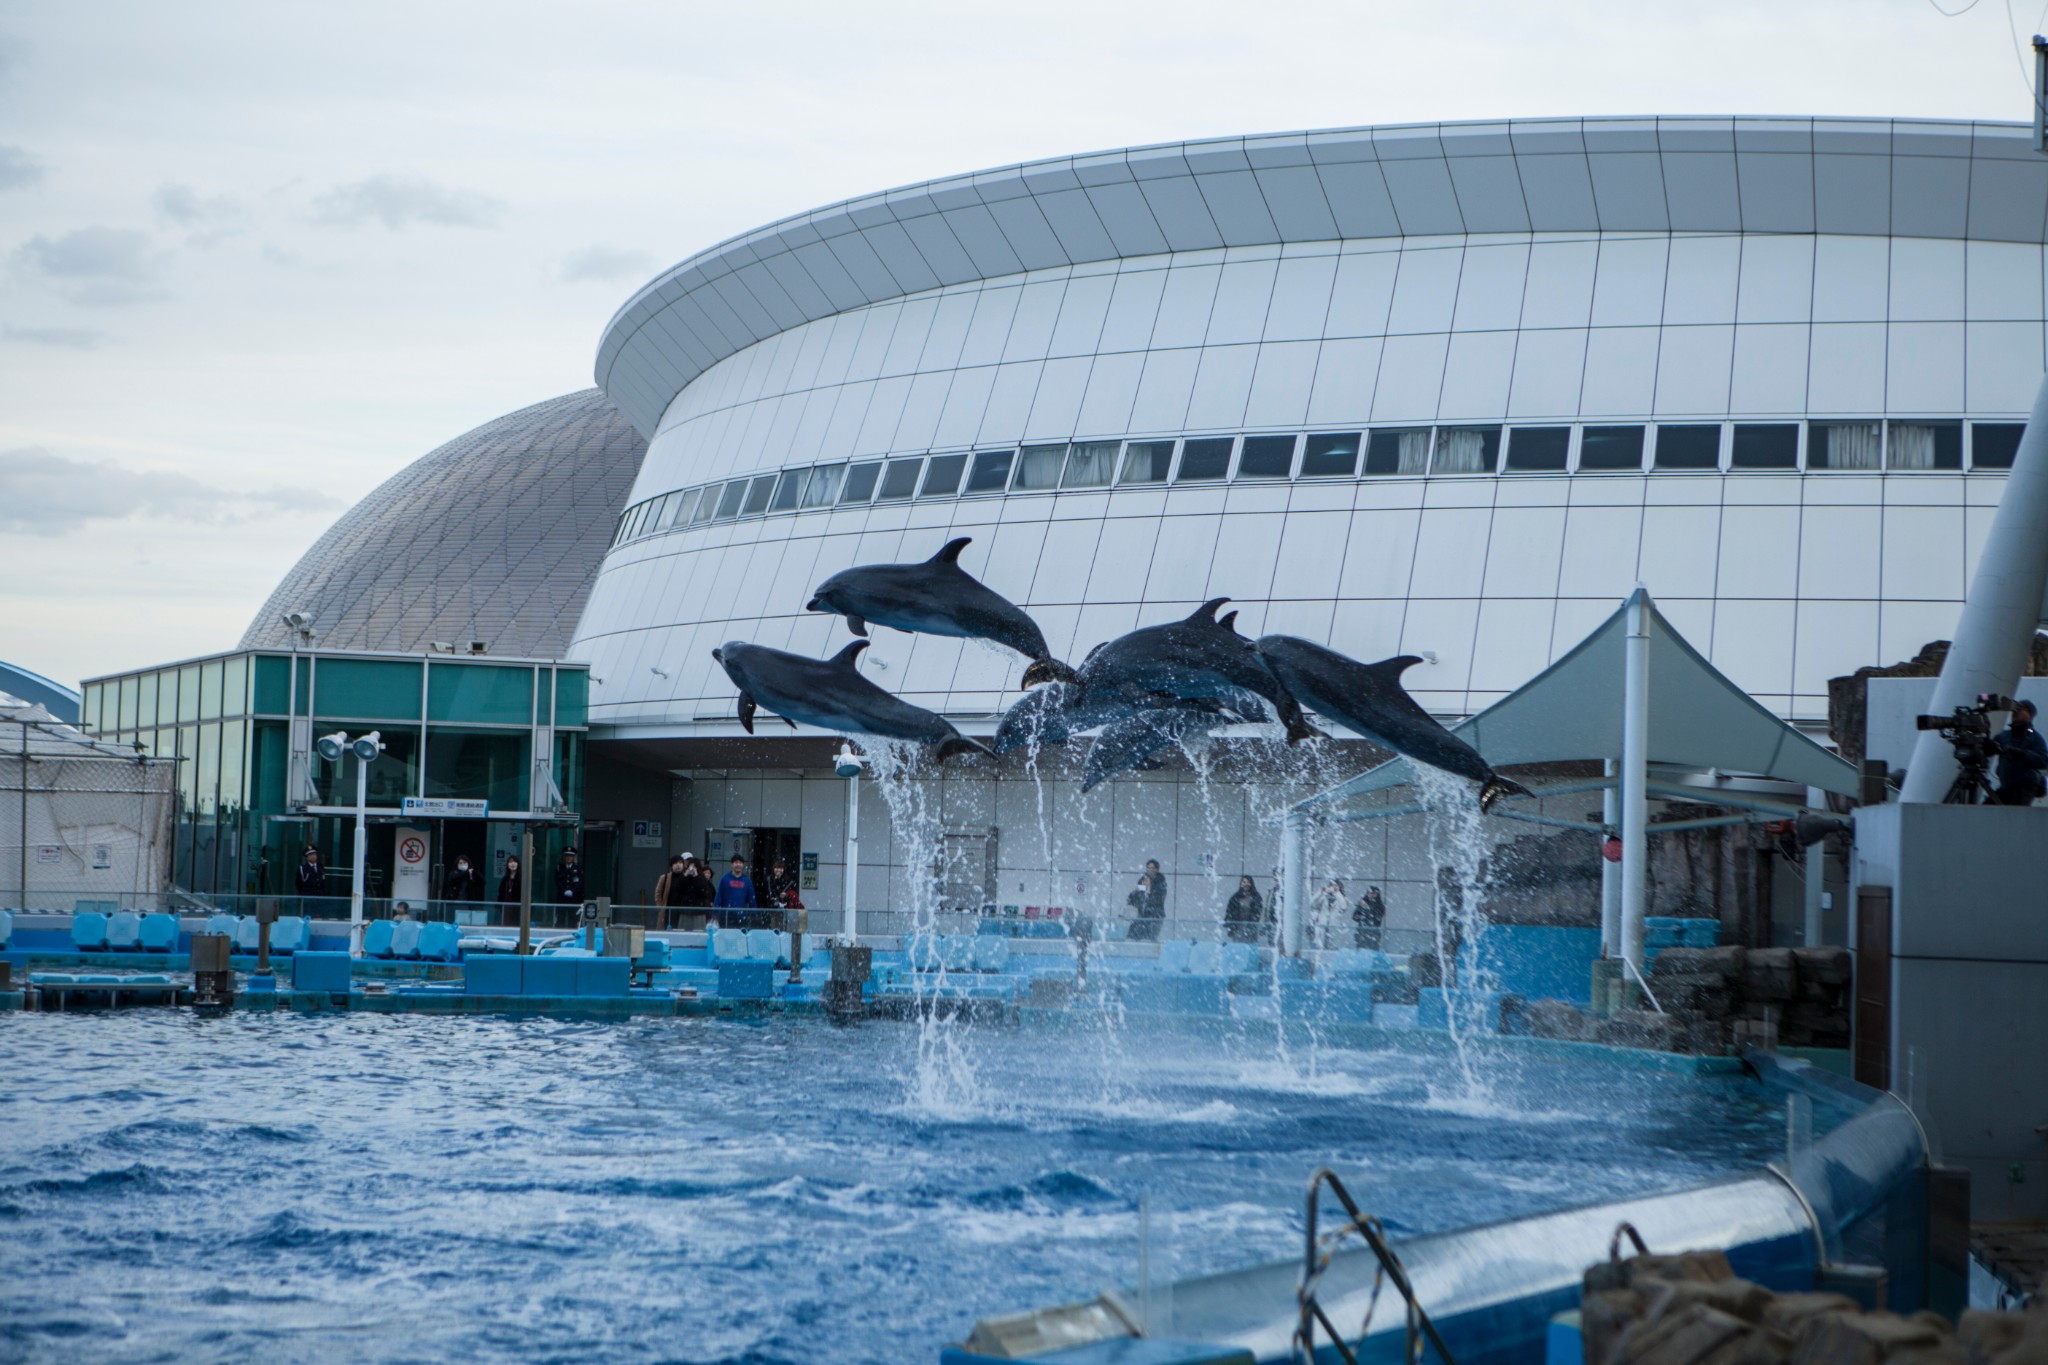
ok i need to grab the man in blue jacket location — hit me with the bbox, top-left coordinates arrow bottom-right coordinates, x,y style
1992,699 -> 2048,805
714,855 -> 756,924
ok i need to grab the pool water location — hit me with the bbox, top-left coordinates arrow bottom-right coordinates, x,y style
2,1012 -> 1799,1363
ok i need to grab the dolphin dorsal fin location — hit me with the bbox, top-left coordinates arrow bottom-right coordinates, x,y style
1369,655 -> 1426,682
830,639 -> 871,668
1187,597 -> 1231,624
1218,611 -> 1239,635
929,537 -> 971,566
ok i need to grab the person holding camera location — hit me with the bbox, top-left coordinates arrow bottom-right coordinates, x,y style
1992,699 -> 2048,806
1126,859 -> 1166,942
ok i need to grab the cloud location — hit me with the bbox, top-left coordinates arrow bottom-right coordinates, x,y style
560,244 -> 657,283
309,174 -> 505,230
153,182 -> 241,226
4,325 -> 111,350
0,144 -> 41,191
11,226 -> 167,306
0,447 -> 339,536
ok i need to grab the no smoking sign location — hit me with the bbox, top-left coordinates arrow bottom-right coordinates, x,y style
399,837 -> 427,864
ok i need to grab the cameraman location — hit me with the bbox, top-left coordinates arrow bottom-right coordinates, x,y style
1992,699 -> 2048,806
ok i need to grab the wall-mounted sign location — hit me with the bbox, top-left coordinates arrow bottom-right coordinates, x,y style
801,852 -> 818,871
401,797 -> 488,819
392,827 -> 431,904
34,845 -> 60,865
630,819 -> 662,849
90,843 -> 113,870
802,871 -> 819,890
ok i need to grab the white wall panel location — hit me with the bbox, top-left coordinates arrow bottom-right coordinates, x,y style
1386,248 -> 1462,334
959,286 -> 1022,367
1880,506 -> 1966,602
1085,515 -> 1161,600
1728,324 -> 1811,414
1470,596 -> 1559,692
1965,240 -> 2044,321
1028,519 -> 1101,603
1151,264 -> 1223,347
1047,274 -> 1114,357
1074,351 -> 1146,435
1578,327 -> 1659,415
1480,506 -> 1566,597
1324,250 -> 1400,337
1805,323 -> 1888,414
1145,514 -> 1225,600
1329,598 -> 1409,659
1709,599 -> 1797,699
1811,236 -> 1890,322
1556,506 -> 1643,598
1003,279 -> 1068,362
1662,236 -> 1742,325
1716,506 -> 1800,597
1206,510 -> 1284,599
1637,504 -> 1722,598
1098,268 -> 1169,352
1795,504 -> 1880,599
1437,330 -> 1517,418
846,302 -> 900,382
1305,337 -> 1383,424
1735,236 -> 1815,324
1520,240 -> 1599,328
1184,345 -> 1260,429
1242,341 -> 1319,426
919,291 -> 980,371
931,365 -> 997,446
1965,321 -> 2046,413
1264,256 -> 1339,340
1886,323 -> 1965,412
1590,237 -> 1669,327
1451,242 -> 1529,332
1407,506 -> 1492,598
894,372 -> 951,449
1205,259 -> 1279,344
1793,599 -> 1879,699
1126,347 -> 1201,431
1336,508 -> 1420,599
1371,333 -> 1450,421
1653,325 -> 1735,415
1397,597 -> 1481,700
1887,238 -> 1964,322
1022,356 -> 1091,438
1507,328 -> 1588,418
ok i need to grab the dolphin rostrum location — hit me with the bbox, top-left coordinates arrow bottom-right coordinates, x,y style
1070,599 -> 1324,744
1254,634 -> 1531,811
711,639 -> 992,762
806,537 -> 1078,688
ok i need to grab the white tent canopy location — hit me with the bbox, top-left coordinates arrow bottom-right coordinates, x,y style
1297,588 -> 1859,817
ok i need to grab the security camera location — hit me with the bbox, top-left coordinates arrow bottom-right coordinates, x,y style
468,641 -> 488,655
429,641 -> 457,655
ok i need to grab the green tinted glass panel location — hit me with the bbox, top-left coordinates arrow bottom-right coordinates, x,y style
249,720 -> 291,815
80,685 -> 101,733
425,729 -> 530,809
252,656 -> 292,714
137,672 -> 160,728
117,678 -> 136,731
198,660 -> 223,720
218,720 -> 247,816
554,670 -> 589,727
197,722 -> 221,815
428,663 -> 533,724
314,657 -> 423,721
221,655 -> 249,716
177,666 -> 201,722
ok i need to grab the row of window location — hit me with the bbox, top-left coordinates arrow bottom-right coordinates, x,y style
610,419 -> 2026,547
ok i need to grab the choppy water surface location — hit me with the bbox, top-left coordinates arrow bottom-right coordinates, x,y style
3,1012 -> 1796,1363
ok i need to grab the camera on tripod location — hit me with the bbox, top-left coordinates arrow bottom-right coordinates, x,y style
1914,693 -> 2016,804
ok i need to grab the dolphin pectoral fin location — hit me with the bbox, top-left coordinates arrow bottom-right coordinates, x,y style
829,639 -> 870,668
737,692 -> 758,735
1021,658 -> 1079,689
929,537 -> 971,565
937,735 -> 994,763
782,714 -> 799,731
846,614 -> 869,638
1479,775 -> 1532,812
1186,597 -> 1231,624
1284,716 -> 1328,744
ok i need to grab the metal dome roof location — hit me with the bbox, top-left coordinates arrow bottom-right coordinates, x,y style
240,389 -> 647,659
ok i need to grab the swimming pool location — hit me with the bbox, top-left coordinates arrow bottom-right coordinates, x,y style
1,1012 -> 1807,1363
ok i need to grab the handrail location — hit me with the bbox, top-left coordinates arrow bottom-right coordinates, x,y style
1296,1168 -> 1456,1364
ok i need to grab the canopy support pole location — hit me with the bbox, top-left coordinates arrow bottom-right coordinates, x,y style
1803,785 -> 1826,946
1901,370 -> 2048,803
1620,592 -> 1650,979
1600,757 -> 1620,959
1280,812 -> 1306,957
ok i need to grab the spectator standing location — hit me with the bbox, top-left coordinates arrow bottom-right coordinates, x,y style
443,854 -> 482,907
1992,699 -> 2048,805
714,855 -> 756,924
1352,886 -> 1386,951
1223,875 -> 1267,944
653,853 -> 691,929
295,847 -> 325,913
555,846 -> 586,905
764,858 -> 798,908
1126,859 -> 1167,942
497,855 -> 522,909
1310,878 -> 1347,949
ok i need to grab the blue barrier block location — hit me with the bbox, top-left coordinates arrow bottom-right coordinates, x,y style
1681,917 -> 1721,947
1473,925 -> 1601,1006
1176,978 -> 1230,1015
1546,1311 -> 1585,1365
1118,976 -> 1181,1014
1280,980 -> 1375,1020
575,958 -> 630,997
523,957 -> 579,996
942,1336 -> 1256,1363
1417,988 -> 1505,1032
717,961 -> 774,1000
291,952 -> 352,993
464,956 -> 523,995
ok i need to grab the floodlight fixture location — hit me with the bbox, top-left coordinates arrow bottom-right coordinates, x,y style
316,731 -> 347,763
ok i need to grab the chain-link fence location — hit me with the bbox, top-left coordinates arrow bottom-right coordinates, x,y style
1,716 -> 176,911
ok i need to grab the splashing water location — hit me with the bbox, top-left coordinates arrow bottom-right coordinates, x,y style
1411,763 -> 1500,1101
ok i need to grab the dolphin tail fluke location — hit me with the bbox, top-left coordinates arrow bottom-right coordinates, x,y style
1021,657 -> 1079,689
1479,774 -> 1533,812
937,735 -> 994,763
1284,716 -> 1328,745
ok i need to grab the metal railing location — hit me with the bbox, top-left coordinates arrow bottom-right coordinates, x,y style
1296,1168 -> 1455,1365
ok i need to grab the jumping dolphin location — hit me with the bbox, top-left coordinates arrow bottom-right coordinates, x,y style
711,640 -> 992,762
1071,600 -> 1324,744
1079,700 -> 1257,791
1254,634 -> 1532,811
806,537 -> 1078,688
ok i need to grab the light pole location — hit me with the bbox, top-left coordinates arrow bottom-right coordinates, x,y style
834,746 -> 864,944
316,730 -> 384,956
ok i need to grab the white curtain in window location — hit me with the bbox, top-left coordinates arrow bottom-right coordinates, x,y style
1015,444 -> 1066,489
1824,423 -> 1882,470
1062,441 -> 1118,487
1887,424 -> 1936,470
1432,428 -> 1490,474
801,466 -> 844,507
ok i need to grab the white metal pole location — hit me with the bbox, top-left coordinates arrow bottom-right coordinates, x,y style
1600,757 -> 1620,958
1803,785 -> 1825,946
1279,813 -> 1306,957
1901,371 -> 2048,802
1620,591 -> 1651,980
350,756 -> 368,957
841,763 -> 860,944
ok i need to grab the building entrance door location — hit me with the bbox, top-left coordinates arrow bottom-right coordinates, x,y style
437,818 -> 492,921
580,822 -> 619,903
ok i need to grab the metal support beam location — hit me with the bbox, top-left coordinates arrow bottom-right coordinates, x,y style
839,748 -> 862,945
1902,370 -> 2048,802
1620,592 -> 1650,976
1279,813 -> 1306,957
1600,757 -> 1620,959
1804,785 -> 1826,947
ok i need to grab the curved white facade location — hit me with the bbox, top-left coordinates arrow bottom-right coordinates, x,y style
573,116 -> 2048,735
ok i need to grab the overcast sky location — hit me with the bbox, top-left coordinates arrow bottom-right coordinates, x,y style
0,0 -> 2040,690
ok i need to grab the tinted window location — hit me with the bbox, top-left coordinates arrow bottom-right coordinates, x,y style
966,450 -> 1014,493
1438,426 -> 1504,473
1176,437 -> 1234,481
1654,425 -> 1721,469
1500,427 -> 1563,472
840,461 -> 883,502
1886,421 -> 1962,471
1730,424 -> 1799,469
1579,425 -> 1644,471
1299,433 -> 1361,477
1119,441 -> 1174,483
1808,421 -> 1881,471
1972,423 -> 2024,470
1012,444 -> 1065,490
691,486 -> 720,523
801,465 -> 845,507
1238,434 -> 1297,478
1365,429 -> 1430,475
920,453 -> 968,497
877,458 -> 923,499
742,477 -> 776,515
1061,441 -> 1117,487
656,492 -> 690,528
770,470 -> 806,511
715,480 -> 748,518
